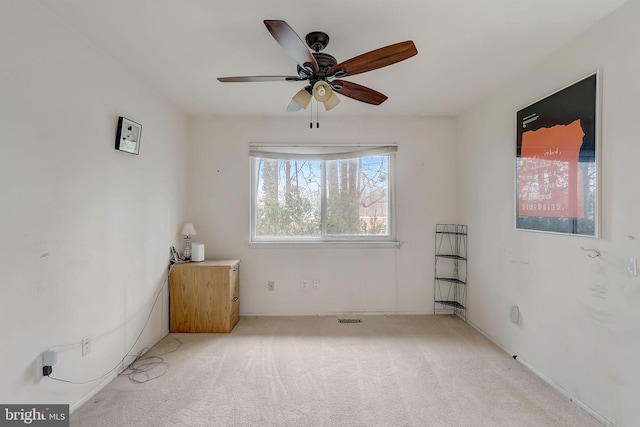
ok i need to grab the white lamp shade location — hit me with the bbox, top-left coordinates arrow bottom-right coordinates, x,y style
292,89 -> 312,109
313,81 -> 332,102
180,223 -> 197,236
323,92 -> 341,111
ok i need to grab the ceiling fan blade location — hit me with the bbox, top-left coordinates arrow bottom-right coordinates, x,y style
329,41 -> 417,77
217,76 -> 300,82
264,20 -> 319,73
332,80 -> 388,105
286,99 -> 303,112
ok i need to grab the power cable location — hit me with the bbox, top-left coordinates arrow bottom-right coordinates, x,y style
48,266 -> 174,385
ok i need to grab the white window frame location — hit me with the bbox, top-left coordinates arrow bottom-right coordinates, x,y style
249,143 -> 398,246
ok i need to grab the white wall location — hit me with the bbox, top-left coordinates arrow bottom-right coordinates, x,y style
6,0 -> 634,421
456,0 -> 640,425
0,1 -> 189,410
189,116 -> 456,315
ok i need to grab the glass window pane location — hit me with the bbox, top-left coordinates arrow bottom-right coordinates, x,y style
326,156 -> 389,236
255,159 -> 321,237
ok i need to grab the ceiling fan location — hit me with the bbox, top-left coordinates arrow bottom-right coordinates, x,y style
218,20 -> 418,113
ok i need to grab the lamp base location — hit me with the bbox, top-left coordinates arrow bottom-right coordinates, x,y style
182,237 -> 192,261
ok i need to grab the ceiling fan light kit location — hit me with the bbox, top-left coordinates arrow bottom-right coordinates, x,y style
218,19 -> 418,119
313,81 -> 331,102
323,92 -> 340,111
292,88 -> 312,109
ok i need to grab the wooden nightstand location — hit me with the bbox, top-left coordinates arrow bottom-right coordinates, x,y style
169,260 -> 240,333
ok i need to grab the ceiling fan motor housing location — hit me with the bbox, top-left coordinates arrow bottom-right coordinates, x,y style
297,52 -> 337,82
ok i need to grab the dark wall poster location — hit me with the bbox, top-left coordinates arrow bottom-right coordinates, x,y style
516,72 -> 599,237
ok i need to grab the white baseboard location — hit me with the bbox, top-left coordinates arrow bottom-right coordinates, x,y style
239,310 -> 431,317
466,320 -> 614,427
69,328 -> 169,414
69,371 -> 118,414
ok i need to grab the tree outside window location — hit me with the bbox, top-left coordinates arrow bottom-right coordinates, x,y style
251,145 -> 394,242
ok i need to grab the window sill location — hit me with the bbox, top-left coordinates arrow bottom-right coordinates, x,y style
247,241 -> 403,249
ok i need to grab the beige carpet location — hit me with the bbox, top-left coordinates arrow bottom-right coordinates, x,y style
71,315 -> 602,427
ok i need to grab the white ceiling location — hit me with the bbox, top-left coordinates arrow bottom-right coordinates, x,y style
39,0 -> 627,117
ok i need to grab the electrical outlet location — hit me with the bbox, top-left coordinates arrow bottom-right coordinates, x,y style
301,280 -> 309,289
268,281 -> 275,291
82,337 -> 91,356
312,279 -> 320,289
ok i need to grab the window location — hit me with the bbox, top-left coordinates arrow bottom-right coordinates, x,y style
250,144 -> 396,243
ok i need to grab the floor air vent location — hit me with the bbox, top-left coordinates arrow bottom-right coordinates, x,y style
338,319 -> 362,324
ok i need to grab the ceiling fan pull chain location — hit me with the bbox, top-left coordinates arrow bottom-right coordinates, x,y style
309,98 -> 313,128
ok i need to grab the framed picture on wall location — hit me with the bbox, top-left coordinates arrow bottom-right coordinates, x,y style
115,116 -> 142,155
515,72 -> 599,237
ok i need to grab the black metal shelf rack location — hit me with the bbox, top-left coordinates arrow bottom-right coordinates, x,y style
434,224 -> 467,320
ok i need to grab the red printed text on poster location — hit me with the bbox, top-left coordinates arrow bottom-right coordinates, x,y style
518,120 -> 584,218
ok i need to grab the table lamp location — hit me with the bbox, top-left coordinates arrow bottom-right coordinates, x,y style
180,223 -> 197,260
